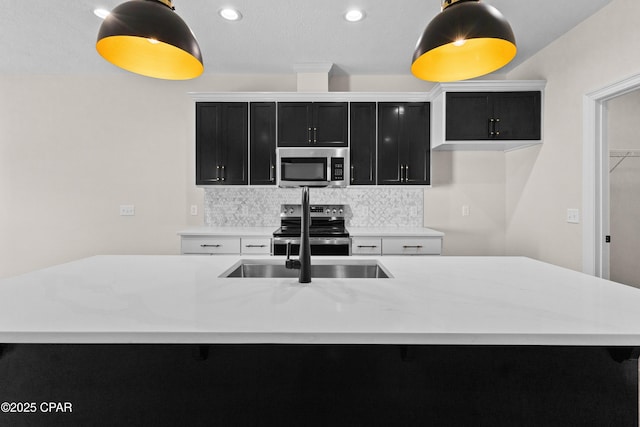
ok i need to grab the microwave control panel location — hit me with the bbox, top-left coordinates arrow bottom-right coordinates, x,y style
331,157 -> 345,181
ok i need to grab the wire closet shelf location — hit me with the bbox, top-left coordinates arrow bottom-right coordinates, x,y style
609,149 -> 640,173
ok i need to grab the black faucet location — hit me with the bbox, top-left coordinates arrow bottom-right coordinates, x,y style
284,186 -> 311,283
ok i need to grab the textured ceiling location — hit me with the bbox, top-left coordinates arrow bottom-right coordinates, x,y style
0,0 -> 613,77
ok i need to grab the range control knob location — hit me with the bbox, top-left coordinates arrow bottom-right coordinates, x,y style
338,209 -> 344,215
332,209 -> 337,214
288,208 -> 294,215
326,209 -> 331,214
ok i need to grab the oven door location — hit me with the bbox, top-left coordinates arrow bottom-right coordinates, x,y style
272,237 -> 351,256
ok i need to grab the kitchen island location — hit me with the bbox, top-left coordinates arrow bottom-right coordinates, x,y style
0,255 -> 638,426
1,254 -> 640,345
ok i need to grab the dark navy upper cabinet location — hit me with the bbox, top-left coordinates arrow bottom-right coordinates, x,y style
446,91 -> 541,141
277,102 -> 348,146
350,102 -> 377,185
196,102 -> 248,185
377,102 -> 430,185
250,102 -> 277,185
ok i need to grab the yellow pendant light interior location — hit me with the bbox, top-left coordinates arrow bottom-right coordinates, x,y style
96,0 -> 203,80
411,0 -> 517,82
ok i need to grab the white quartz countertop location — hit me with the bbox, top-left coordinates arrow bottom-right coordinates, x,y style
1,255 -> 640,346
348,227 -> 444,237
178,226 -> 444,237
178,227 -> 276,237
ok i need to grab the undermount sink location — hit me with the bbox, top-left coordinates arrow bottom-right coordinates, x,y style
220,259 -> 392,279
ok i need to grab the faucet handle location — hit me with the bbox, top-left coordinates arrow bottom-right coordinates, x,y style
284,241 -> 301,270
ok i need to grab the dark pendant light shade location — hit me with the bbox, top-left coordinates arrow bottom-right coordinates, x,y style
411,0 -> 516,82
96,0 -> 203,80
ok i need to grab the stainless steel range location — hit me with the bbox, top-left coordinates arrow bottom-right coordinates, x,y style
272,204 -> 350,256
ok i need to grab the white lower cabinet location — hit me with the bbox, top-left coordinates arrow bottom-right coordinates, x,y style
382,237 -> 442,255
352,236 -> 442,255
181,236 -> 241,255
241,238 -> 271,254
351,237 -> 382,255
181,236 -> 272,255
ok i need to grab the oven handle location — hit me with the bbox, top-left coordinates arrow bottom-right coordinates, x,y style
273,237 -> 351,245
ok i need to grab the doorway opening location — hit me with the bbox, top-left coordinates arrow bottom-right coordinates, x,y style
583,73 -> 640,280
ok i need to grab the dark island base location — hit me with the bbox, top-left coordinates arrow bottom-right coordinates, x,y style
0,344 -> 637,426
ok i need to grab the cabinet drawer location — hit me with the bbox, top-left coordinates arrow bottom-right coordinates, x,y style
382,237 -> 442,255
181,236 -> 240,254
351,237 -> 382,255
241,238 -> 271,254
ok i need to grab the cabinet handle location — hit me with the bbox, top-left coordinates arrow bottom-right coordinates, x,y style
270,164 -> 275,182
400,165 -> 405,182
495,118 -> 500,136
215,165 -> 221,181
313,127 -> 317,144
402,245 -> 423,249
405,164 -> 409,182
489,118 -> 495,136
221,165 -> 225,181
350,165 -> 354,183
201,244 -> 222,248
357,245 -> 378,248
308,127 -> 312,144
245,244 -> 267,248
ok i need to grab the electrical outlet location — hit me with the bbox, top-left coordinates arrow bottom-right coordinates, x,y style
119,205 -> 135,216
567,208 -> 580,224
462,205 -> 470,217
190,205 -> 198,216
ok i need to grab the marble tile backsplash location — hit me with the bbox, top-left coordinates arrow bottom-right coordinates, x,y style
204,187 -> 424,227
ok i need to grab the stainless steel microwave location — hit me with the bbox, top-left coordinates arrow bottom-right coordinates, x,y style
276,147 -> 349,188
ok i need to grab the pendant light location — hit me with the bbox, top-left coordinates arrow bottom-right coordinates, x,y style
411,0 -> 516,82
96,0 -> 203,80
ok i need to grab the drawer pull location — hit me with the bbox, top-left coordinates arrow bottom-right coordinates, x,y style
357,245 -> 378,248
200,244 -> 222,248
245,244 -> 267,248
402,245 -> 423,249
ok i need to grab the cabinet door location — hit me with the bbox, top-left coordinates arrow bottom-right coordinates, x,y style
196,103 -> 222,184
250,102 -> 276,185
181,236 -> 241,254
382,237 -> 442,255
492,92 -> 541,140
445,92 -> 492,140
313,102 -> 348,146
377,103 -> 403,184
218,103 -> 248,185
350,102 -> 376,185
351,237 -> 382,255
277,102 -> 312,146
196,102 -> 247,185
378,102 -> 430,185
402,102 -> 430,185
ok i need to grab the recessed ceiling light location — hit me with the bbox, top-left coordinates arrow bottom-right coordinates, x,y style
93,8 -> 111,19
344,9 -> 365,22
219,8 -> 242,21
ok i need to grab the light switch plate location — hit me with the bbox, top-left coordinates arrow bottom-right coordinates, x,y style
567,208 -> 580,224
190,205 -> 198,216
119,205 -> 135,216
